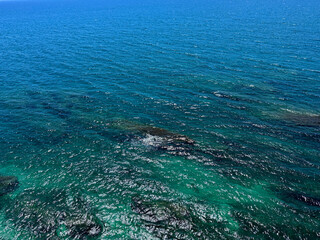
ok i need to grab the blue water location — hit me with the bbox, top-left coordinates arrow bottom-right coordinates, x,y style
0,0 -> 320,239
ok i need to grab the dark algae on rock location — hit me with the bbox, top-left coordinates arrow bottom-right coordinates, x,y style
282,112 -> 320,127
0,176 -> 19,196
291,193 -> 320,207
281,190 -> 320,208
6,189 -> 103,239
112,119 -> 195,143
111,119 -> 196,156
131,196 -> 231,239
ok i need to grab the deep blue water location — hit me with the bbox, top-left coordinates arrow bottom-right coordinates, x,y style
0,0 -> 320,239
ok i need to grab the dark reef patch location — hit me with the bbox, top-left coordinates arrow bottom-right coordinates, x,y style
282,190 -> 320,208
41,102 -> 72,120
113,119 -> 194,144
21,125 -> 70,146
232,208 -> 319,239
291,193 -> 320,207
6,189 -> 103,239
111,119 -> 196,156
0,176 -> 19,196
283,112 -> 320,127
131,196 -> 223,239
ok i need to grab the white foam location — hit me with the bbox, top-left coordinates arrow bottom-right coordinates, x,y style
140,134 -> 164,147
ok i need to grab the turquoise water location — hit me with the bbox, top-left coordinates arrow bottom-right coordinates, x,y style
0,0 -> 320,239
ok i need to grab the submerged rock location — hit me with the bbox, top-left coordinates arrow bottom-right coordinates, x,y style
273,185 -> 320,209
112,119 -> 195,156
138,126 -> 195,145
283,112 -> 320,127
0,176 -> 19,196
41,102 -> 72,120
284,191 -> 320,207
131,196 -> 220,239
6,189 -> 103,239
113,119 -> 194,143
293,193 -> 320,207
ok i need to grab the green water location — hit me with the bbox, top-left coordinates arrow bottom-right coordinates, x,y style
0,0 -> 320,239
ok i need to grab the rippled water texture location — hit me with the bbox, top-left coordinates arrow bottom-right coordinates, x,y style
0,0 -> 320,239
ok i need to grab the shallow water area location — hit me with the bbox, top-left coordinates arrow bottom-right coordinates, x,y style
0,0 -> 320,239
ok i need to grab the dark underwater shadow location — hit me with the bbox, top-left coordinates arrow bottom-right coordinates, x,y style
131,195 -> 234,240
5,188 -> 104,240
282,112 -> 320,127
0,176 -> 19,197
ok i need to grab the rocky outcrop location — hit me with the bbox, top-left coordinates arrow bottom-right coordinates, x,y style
283,112 -> 320,127
112,119 -> 195,156
6,189 -> 103,239
131,196 -> 219,239
0,176 -> 19,196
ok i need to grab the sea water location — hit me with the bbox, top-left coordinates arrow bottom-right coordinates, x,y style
0,0 -> 319,239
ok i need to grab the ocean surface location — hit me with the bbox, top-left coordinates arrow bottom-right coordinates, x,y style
0,0 -> 320,239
